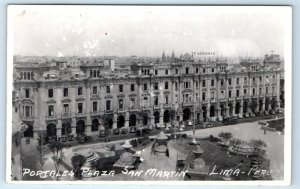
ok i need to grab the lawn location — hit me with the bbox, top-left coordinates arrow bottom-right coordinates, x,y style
267,119 -> 284,132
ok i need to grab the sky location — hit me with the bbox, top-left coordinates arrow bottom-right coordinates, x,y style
9,5 -> 291,58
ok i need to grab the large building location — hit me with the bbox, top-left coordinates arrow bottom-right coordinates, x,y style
12,52 -> 283,139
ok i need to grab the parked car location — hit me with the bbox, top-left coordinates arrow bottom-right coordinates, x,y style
113,128 -> 120,135
61,134 -> 74,142
187,120 -> 193,126
48,136 -> 57,143
136,127 -> 150,137
202,122 -> 213,129
121,128 -> 128,134
76,133 -> 93,144
129,126 -> 137,133
222,116 -> 238,125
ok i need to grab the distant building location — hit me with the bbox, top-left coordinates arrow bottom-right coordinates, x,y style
12,52 -> 283,138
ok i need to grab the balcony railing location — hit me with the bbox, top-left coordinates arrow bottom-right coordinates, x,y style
46,113 -> 57,120
61,112 -> 72,119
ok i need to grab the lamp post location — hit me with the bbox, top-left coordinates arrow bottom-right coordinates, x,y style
190,97 -> 197,145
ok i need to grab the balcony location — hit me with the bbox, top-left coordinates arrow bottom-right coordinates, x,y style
164,104 -> 172,109
21,116 -> 34,122
228,97 -> 235,101
118,108 -> 126,113
91,111 -> 101,116
210,99 -> 216,103
46,113 -> 57,121
153,105 -> 161,110
141,106 -> 151,111
61,112 -> 72,119
129,106 -> 138,111
75,112 -> 86,117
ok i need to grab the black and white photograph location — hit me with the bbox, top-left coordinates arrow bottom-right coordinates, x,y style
6,5 -> 292,184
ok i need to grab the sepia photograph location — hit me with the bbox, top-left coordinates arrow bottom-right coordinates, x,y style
6,5 -> 292,185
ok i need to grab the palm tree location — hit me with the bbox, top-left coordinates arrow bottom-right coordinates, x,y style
71,154 -> 86,179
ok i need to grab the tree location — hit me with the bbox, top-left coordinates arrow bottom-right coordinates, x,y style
230,138 -> 246,155
249,139 -> 267,156
250,100 -> 258,113
218,132 -> 233,145
71,154 -> 86,179
48,141 -> 65,176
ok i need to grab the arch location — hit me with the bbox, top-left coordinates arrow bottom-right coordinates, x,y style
117,115 -> 125,128
210,105 -> 215,117
47,123 -> 57,137
259,99 -> 263,111
129,114 -> 137,126
235,102 -> 241,114
271,98 -> 277,110
220,103 -> 226,116
61,122 -> 71,135
104,117 -> 113,129
91,119 -> 99,132
23,124 -> 33,138
76,120 -> 85,134
202,106 -> 207,121
163,110 -> 170,123
243,101 -> 248,113
143,114 -> 148,125
153,111 -> 160,124
183,108 -> 191,121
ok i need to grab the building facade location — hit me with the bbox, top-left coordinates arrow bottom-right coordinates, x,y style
12,53 -> 283,138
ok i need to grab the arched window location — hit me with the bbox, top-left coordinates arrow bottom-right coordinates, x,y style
78,87 -> 82,96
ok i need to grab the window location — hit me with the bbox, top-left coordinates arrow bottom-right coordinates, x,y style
25,106 -> 30,117
210,91 -> 215,100
92,86 -> 97,95
63,88 -> 68,97
78,103 -> 83,113
203,68 -> 206,73
229,90 -> 232,98
211,80 -> 214,87
119,85 -> 123,93
195,81 -> 199,88
165,70 -> 169,75
154,83 -> 159,90
130,98 -> 135,107
155,70 -> 158,75
228,78 -> 232,85
130,84 -> 135,92
236,78 -> 240,85
119,99 -> 123,109
48,89 -> 53,98
185,82 -> 189,89
165,95 -> 169,104
244,77 -> 247,85
221,90 -> 224,97
259,76 -> 262,83
272,86 -> 275,94
221,79 -> 224,86
211,68 -> 215,73
186,67 -> 189,74
244,89 -> 247,95
252,77 -> 256,85
143,83 -> 148,91
106,100 -> 111,110
175,69 -> 179,74
259,88 -> 262,94
154,96 -> 159,106
252,88 -> 256,95
93,102 -> 97,112
196,68 -> 199,74
25,89 -> 30,98
202,92 -> 206,101
143,97 -> 148,107
63,104 -> 69,114
165,82 -> 169,90
106,85 -> 110,93
236,89 -> 240,97
48,105 -> 54,116
202,80 -> 206,87
77,87 -> 82,96
266,87 -> 269,94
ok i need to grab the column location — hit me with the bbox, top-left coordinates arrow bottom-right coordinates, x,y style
159,108 -> 164,124
225,102 -> 229,116
113,113 -> 117,129
149,109 -> 155,126
240,100 -> 244,116
57,119 -> 62,138
232,100 -> 236,116
125,112 -> 129,127
86,116 -> 92,134
71,118 -> 76,134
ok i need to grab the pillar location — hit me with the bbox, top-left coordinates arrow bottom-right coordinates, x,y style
71,118 -> 76,134
125,112 -> 129,128
113,113 -> 117,129
159,108 -> 164,124
86,116 -> 92,134
57,119 -> 62,138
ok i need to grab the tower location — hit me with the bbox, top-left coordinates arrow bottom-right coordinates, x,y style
162,50 -> 166,62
